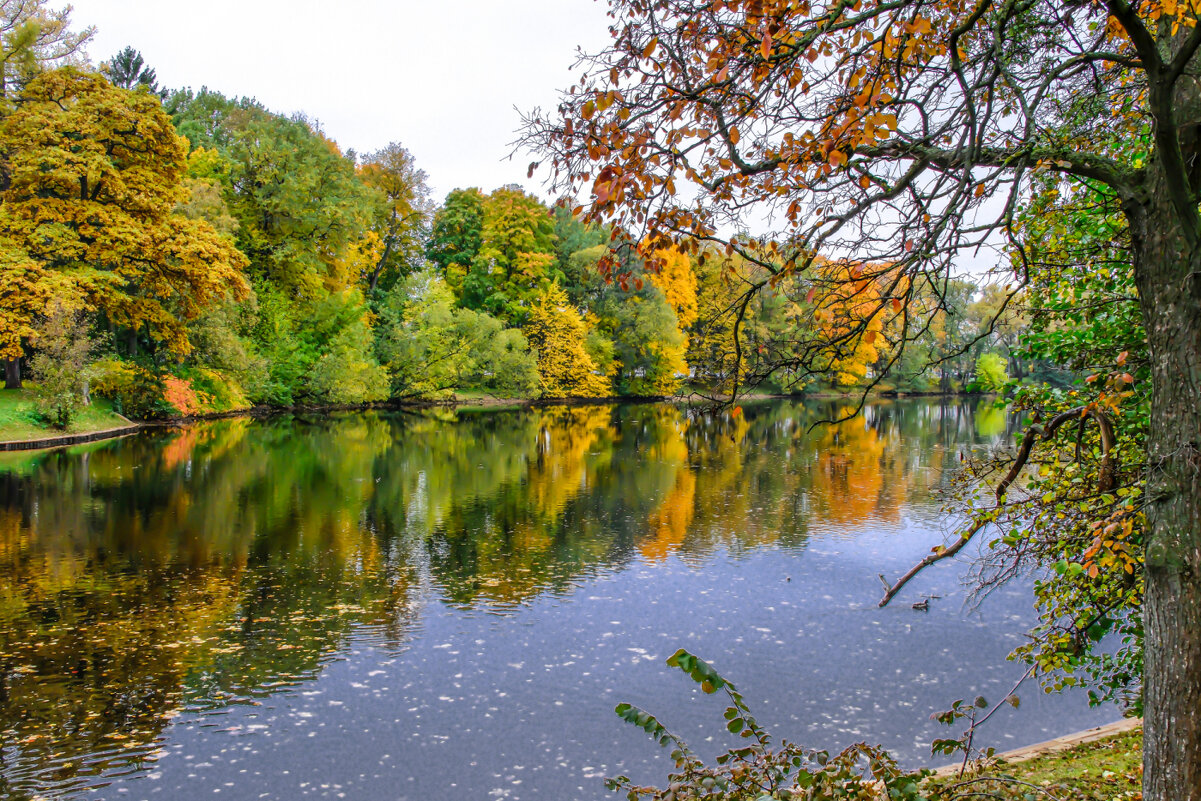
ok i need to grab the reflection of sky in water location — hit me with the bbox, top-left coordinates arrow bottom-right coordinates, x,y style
133,532 -> 1111,801
0,400 -> 1120,800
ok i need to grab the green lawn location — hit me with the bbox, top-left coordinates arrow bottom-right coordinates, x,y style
930,727 -> 1142,800
0,386 -> 132,443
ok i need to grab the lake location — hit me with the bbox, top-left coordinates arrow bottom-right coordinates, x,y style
0,399 -> 1119,800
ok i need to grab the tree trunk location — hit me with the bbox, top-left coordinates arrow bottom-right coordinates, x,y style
1130,186 -> 1201,801
3,358 -> 19,390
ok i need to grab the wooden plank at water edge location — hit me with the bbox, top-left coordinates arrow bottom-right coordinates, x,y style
0,424 -> 142,452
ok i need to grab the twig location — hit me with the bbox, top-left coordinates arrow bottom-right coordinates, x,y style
879,406 -> 1115,607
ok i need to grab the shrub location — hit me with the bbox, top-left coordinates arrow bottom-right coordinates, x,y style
28,304 -> 96,429
973,352 -> 1009,393
606,649 -> 930,800
91,359 -> 174,420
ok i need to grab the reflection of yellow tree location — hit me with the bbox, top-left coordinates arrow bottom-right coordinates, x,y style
526,405 -> 613,518
809,407 -> 901,526
641,409 -> 696,561
0,417 -> 418,799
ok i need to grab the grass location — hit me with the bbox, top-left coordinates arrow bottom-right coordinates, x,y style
0,386 -> 132,443
930,727 -> 1142,800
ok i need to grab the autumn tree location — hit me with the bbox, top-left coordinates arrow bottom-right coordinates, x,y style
648,247 -> 698,330
0,68 -> 248,360
523,0 -> 1201,796
523,284 -> 611,398
0,0 -> 92,387
465,187 -> 561,324
358,142 -> 432,293
0,0 -> 92,101
0,231 -> 57,388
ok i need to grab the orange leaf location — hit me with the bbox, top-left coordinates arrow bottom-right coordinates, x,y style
760,32 -> 773,59
1117,350 -> 1129,366
892,298 -> 902,312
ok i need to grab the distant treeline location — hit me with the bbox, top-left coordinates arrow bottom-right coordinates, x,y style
0,18 -> 1024,426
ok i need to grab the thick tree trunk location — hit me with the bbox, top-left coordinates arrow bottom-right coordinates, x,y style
1130,187 -> 1201,801
3,358 -> 19,390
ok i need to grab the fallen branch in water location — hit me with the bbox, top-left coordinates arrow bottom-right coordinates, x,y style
878,406 -> 1115,608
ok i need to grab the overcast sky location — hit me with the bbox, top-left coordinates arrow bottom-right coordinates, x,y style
66,0 -> 613,202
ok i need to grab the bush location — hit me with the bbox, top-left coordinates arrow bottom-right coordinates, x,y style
177,367 -> 251,413
973,352 -> 1009,393
606,649 -> 930,800
91,359 -> 174,420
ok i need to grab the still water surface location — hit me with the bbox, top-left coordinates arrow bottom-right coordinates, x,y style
0,400 -> 1118,800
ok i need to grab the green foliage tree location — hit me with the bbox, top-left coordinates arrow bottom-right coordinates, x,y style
972,352 -> 1009,393
224,115 -> 376,295
428,187 -> 486,291
568,243 -> 689,395
463,186 -> 560,325
376,270 -> 538,399
102,46 -> 161,95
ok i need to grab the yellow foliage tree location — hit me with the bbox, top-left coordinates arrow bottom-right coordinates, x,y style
0,68 -> 249,357
808,259 -> 887,386
523,284 -> 611,398
648,247 -> 698,330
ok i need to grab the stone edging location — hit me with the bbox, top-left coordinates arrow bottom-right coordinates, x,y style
932,717 -> 1141,776
0,424 -> 142,452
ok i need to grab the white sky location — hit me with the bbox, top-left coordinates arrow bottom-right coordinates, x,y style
66,0 -> 614,202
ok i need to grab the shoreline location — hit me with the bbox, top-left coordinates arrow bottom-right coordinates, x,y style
931,717 -> 1141,776
0,389 -> 992,452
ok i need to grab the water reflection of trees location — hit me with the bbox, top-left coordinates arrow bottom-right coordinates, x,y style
0,399 -> 1002,797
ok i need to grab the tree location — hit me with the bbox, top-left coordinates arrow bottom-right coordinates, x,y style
569,243 -> 691,394
375,270 -> 539,399
0,0 -> 92,386
523,1 -> 1201,796
0,0 -> 92,100
358,142 -> 432,293
28,300 -> 95,428
102,46 -> 162,95
463,186 -> 561,325
647,247 -> 698,330
428,187 -> 486,290
0,228 -> 56,388
223,114 -> 376,296
523,284 -> 611,398
0,68 -> 249,359
973,352 -> 1009,394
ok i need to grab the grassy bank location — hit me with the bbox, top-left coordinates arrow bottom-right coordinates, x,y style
0,387 -> 132,443
931,726 -> 1141,800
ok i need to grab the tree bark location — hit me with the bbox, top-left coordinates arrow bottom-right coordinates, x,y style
1129,183 -> 1201,801
3,358 -> 19,390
